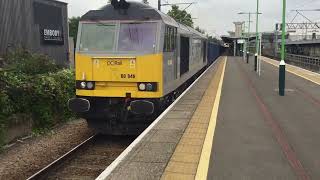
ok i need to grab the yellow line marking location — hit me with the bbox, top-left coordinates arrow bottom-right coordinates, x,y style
261,57 -> 320,86
195,57 -> 227,180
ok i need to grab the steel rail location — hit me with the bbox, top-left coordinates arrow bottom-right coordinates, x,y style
26,135 -> 96,180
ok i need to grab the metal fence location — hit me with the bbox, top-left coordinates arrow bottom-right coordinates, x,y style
288,35 -> 320,42
275,52 -> 320,73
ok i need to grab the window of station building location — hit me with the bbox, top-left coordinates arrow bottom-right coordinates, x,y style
164,26 -> 177,52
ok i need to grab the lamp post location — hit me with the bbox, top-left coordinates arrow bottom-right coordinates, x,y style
238,12 -> 261,63
242,24 -> 246,60
279,0 -> 286,96
247,13 -> 251,63
158,0 -> 161,10
239,22 -> 245,58
254,0 -> 260,72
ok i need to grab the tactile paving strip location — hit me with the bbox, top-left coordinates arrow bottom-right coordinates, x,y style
161,58 -> 226,180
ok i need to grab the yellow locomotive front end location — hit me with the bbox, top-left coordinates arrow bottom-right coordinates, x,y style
76,53 -> 163,98
69,20 -> 166,134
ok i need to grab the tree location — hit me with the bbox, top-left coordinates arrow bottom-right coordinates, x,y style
167,5 -> 193,27
68,17 -> 80,47
206,35 -> 223,44
195,26 -> 205,34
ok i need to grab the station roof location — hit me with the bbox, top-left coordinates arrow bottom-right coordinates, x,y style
221,36 -> 256,43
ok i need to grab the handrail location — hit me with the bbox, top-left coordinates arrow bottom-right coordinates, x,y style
268,52 -> 320,73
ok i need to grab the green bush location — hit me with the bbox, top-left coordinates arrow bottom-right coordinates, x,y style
0,90 -> 13,147
3,49 -> 61,75
0,49 -> 75,145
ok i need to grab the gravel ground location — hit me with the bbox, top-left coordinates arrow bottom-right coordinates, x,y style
0,119 -> 94,180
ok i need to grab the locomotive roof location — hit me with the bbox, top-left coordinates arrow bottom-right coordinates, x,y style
81,2 -> 163,21
80,1 -> 206,39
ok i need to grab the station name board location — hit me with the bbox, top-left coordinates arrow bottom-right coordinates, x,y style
237,39 -> 245,44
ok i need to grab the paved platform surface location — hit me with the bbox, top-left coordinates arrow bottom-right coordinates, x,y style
209,57 -> 320,180
261,56 -> 320,86
98,57 -> 226,180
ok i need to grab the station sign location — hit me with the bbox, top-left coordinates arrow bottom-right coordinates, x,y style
41,28 -> 64,44
237,39 -> 245,44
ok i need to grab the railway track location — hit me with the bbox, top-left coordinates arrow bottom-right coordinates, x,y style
27,135 -> 135,180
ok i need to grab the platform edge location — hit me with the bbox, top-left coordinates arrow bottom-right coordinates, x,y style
195,57 -> 227,180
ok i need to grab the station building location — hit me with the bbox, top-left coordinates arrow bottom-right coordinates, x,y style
0,0 -> 69,65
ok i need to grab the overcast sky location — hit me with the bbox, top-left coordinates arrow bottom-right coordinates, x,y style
61,0 -> 320,37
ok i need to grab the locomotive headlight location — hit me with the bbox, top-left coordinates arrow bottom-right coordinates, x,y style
138,83 -> 157,92
138,83 -> 146,91
77,81 -> 95,90
146,83 -> 153,91
86,82 -> 94,89
80,82 -> 86,89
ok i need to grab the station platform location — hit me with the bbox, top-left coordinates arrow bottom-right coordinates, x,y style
97,56 -> 320,180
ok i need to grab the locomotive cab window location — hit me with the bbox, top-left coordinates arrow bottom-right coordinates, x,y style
118,22 -> 158,53
78,22 -> 157,53
79,23 -> 116,52
164,26 -> 177,52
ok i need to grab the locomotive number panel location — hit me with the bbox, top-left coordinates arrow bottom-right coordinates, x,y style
120,74 -> 136,79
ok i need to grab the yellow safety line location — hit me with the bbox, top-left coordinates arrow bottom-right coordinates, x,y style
262,57 -> 320,86
195,57 -> 227,180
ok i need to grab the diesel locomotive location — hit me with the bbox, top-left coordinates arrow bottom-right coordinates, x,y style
68,1 -> 223,135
